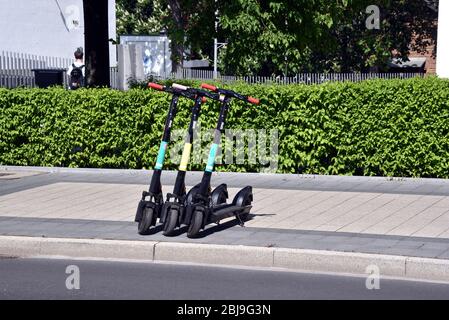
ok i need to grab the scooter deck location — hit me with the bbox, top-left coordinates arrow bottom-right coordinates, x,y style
207,204 -> 252,223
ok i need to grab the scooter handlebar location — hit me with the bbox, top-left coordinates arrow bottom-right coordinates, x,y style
172,83 -> 207,103
201,83 -> 260,105
201,83 -> 217,92
172,83 -> 189,91
247,97 -> 260,105
148,82 -> 164,91
172,83 -> 221,102
148,82 -> 203,102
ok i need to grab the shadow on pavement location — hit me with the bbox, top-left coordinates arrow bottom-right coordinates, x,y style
192,213 -> 262,239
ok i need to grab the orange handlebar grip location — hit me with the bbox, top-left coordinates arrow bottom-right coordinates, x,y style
148,82 -> 164,91
201,83 -> 217,92
248,97 -> 260,105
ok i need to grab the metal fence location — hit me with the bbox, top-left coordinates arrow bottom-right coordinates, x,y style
0,51 -> 73,88
0,51 -> 120,89
1,50 -> 424,90
157,68 -> 424,85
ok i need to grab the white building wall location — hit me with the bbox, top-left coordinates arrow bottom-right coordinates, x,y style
0,0 -> 116,64
437,0 -> 449,78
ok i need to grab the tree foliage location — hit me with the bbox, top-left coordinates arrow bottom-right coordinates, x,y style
218,0 -> 438,75
116,0 -> 215,71
116,0 -> 167,35
116,0 -> 439,75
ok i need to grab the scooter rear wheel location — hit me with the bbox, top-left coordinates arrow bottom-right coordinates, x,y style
138,207 -> 154,235
238,198 -> 252,222
187,210 -> 203,238
162,208 -> 179,236
212,190 -> 227,206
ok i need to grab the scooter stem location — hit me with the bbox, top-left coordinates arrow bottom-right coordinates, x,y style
197,97 -> 231,197
149,93 -> 180,195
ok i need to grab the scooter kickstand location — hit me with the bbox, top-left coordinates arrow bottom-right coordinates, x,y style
236,214 -> 245,227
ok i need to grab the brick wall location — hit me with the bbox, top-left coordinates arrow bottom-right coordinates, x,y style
409,44 -> 436,74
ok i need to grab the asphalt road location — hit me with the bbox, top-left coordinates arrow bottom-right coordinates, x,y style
1,257 -> 449,300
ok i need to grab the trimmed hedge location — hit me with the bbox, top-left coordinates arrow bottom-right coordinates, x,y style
1,77 -> 449,177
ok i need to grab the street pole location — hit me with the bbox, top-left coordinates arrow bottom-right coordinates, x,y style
214,38 -> 218,79
213,40 -> 227,79
212,0 -> 226,79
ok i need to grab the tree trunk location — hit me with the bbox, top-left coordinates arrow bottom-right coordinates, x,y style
167,0 -> 184,73
83,0 -> 110,87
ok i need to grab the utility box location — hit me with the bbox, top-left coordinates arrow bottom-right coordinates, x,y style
32,69 -> 66,88
117,44 -> 145,91
119,35 -> 172,77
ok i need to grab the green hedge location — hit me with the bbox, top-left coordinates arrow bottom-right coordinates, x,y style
1,77 -> 449,177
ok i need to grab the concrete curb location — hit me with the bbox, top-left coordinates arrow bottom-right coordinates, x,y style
0,171 -> 46,180
0,236 -> 157,261
0,165 -> 153,176
1,235 -> 449,282
3,165 -> 449,184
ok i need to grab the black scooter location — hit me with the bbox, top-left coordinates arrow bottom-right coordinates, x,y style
159,83 -> 224,236
183,83 -> 260,238
135,82 -> 202,235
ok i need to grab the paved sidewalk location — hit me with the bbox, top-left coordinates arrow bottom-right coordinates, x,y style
1,166 -> 449,259
1,166 -> 449,239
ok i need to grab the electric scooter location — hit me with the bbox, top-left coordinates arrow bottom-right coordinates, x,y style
183,83 -> 260,238
159,83 -> 224,236
135,82 -> 201,235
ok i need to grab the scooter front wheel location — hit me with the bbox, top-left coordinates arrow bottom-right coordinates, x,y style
187,210 -> 203,238
163,208 -> 179,236
238,198 -> 253,222
138,207 -> 154,235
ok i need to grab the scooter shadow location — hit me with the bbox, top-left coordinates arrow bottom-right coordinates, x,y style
143,224 -> 164,235
147,213 -> 268,238
158,221 -> 240,238
164,226 -> 189,237
188,213 -> 259,239
250,213 -> 276,217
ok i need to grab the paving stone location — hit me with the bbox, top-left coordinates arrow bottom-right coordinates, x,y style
358,241 -> 399,251
284,236 -> 320,244
316,235 -> 355,243
419,242 -> 449,251
394,240 -> 425,249
0,221 -> 22,229
338,237 -> 374,246
413,248 -> 449,259
381,247 -> 428,257
436,250 -> 449,259
266,233 -> 302,242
